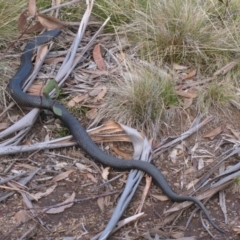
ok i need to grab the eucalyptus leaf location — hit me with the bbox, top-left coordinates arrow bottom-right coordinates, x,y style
53,106 -> 62,116
43,79 -> 60,99
43,80 -> 55,95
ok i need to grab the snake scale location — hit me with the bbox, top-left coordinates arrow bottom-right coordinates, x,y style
7,29 -> 223,233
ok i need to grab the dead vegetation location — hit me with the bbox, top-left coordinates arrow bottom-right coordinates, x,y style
95,63 -> 178,138
1,0 -> 240,239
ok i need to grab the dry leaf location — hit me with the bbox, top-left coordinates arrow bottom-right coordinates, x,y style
135,175 -> 152,215
110,145 -> 132,160
68,100 -> 75,107
88,121 -> 124,135
186,179 -> 199,190
28,0 -> 37,16
68,93 -> 89,107
51,170 -> 74,182
10,115 -> 19,122
37,13 -> 66,30
97,197 -> 105,211
182,69 -> 197,80
173,63 -> 188,70
164,201 -> 191,213
171,232 -> 184,239
35,44 -> 49,69
203,126 -> 222,139
169,148 -> 178,163
226,123 -> 240,141
26,22 -> 44,34
95,195 -> 110,212
93,43 -> 106,70
89,87 -> 103,97
18,10 -> 28,32
93,85 -> 107,102
0,122 -> 8,130
184,167 -> 196,175
151,194 -> 169,201
46,192 -> 75,214
88,121 -> 131,143
80,69 -> 109,76
28,83 -> 44,95
198,158 -> 204,170
14,210 -> 29,223
180,88 -> 196,109
183,97 -> 193,109
54,162 -> 68,170
44,56 -> 65,64
176,90 -> 197,98
233,226 -> 240,234
55,0 -> 61,6
86,173 -> 98,183
213,61 -> 238,76
30,184 -> 57,201
91,135 -> 131,143
168,144 -> 184,164
75,162 -> 94,173
86,108 -> 98,120
116,52 -> 125,61
102,167 -> 110,180
15,163 -> 37,170
205,158 -> 214,163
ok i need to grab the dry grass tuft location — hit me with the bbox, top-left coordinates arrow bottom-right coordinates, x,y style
0,0 -> 26,43
122,0 -> 240,74
97,63 -> 178,137
93,0 -> 147,31
197,79 -> 235,112
106,0 -> 240,121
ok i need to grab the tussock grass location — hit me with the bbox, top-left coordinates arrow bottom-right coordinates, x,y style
96,0 -> 240,130
0,0 -> 26,43
93,0 -> 147,31
197,79 -> 234,111
94,0 -> 240,135
97,63 -> 178,137
123,0 -> 240,74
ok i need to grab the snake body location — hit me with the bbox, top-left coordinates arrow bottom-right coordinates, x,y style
8,30 -> 223,233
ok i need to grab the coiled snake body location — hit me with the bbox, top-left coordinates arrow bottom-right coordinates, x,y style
8,30 -> 223,233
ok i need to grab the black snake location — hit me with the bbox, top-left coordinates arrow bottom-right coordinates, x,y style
7,29 -> 223,233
